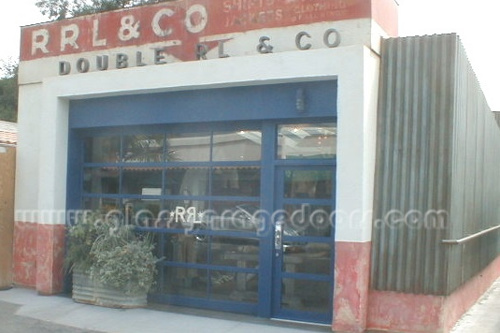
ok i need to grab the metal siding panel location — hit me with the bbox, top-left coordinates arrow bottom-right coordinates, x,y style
494,112 -> 500,127
374,34 -> 500,295
372,34 -> 456,295
447,40 -> 500,293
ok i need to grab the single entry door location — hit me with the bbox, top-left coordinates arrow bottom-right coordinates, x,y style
272,165 -> 335,324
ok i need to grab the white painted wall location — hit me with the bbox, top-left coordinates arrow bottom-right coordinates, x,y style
16,45 -> 380,242
15,83 -> 42,224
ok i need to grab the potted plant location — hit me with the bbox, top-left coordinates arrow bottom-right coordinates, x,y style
66,211 -> 159,308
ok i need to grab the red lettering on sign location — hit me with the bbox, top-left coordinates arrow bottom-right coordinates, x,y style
21,0 -> 372,61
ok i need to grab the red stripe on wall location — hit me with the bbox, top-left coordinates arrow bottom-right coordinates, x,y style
13,222 -> 38,288
13,222 -> 66,295
367,255 -> 500,333
372,0 -> 398,37
333,241 -> 372,332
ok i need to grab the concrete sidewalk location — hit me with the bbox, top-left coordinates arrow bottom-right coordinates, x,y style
451,277 -> 500,333
0,288 -> 329,333
0,279 -> 499,333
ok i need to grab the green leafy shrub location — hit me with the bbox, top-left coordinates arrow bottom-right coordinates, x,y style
65,211 -> 100,272
66,211 -> 158,294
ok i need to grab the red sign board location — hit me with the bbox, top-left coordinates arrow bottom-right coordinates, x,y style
21,0 -> 371,61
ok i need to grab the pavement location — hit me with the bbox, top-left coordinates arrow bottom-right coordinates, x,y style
450,277 -> 500,333
0,279 -> 498,333
0,287 -> 329,333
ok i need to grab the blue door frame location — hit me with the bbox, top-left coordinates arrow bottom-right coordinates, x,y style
67,81 -> 337,324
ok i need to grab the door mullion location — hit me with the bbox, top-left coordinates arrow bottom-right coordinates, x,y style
257,122 -> 276,318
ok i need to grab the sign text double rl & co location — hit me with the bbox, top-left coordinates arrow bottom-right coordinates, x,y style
56,27 -> 341,75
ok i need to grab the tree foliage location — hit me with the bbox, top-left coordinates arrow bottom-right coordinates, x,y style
35,0 -> 173,20
0,58 -> 18,122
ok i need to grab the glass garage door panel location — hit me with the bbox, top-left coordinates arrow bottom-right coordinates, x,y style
78,121 -> 336,322
273,166 -> 335,323
277,123 -> 336,160
156,232 -> 260,305
272,122 -> 336,324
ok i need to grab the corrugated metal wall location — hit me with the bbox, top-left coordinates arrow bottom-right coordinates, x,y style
446,40 -> 500,293
494,112 -> 500,127
372,34 -> 500,295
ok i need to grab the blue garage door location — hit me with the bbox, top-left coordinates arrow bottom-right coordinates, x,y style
67,81 -> 337,324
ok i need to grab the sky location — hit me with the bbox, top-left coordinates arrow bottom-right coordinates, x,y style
1,0 -> 499,109
398,0 -> 500,111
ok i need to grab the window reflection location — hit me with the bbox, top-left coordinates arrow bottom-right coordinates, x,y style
123,135 -> 164,162
122,167 -> 162,195
167,132 -> 210,162
83,167 -> 119,194
164,266 -> 208,298
213,130 -> 262,161
283,243 -> 331,275
84,136 -> 120,163
168,235 -> 208,264
208,202 -> 261,232
210,269 -> 258,303
281,204 -> 332,237
123,199 -> 161,227
281,279 -> 330,312
212,167 -> 260,197
277,123 -> 336,159
284,170 -> 332,199
82,197 -> 119,213
165,167 -> 209,196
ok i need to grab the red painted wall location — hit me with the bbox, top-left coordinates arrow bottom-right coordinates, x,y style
36,224 -> 66,295
443,255 -> 500,332
333,241 -> 372,333
13,222 -> 65,294
13,222 -> 38,287
372,0 -> 398,36
368,291 -> 444,333
366,255 -> 500,333
21,0 -> 374,61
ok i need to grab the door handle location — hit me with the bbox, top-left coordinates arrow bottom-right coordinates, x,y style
275,222 -> 283,252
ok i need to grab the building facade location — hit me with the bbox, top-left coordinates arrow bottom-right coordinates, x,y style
14,1 -> 500,332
